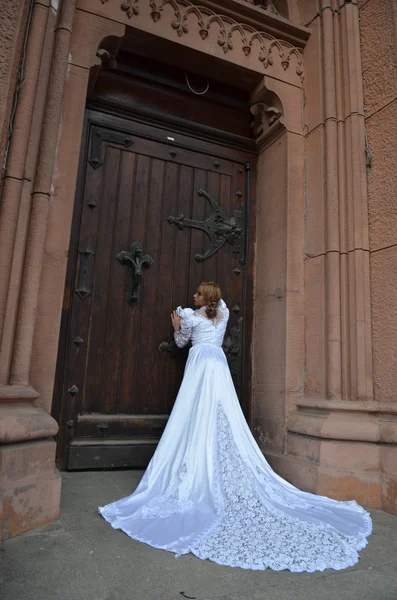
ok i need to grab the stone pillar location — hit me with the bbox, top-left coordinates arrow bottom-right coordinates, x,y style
301,0 -> 372,406
281,0 -> 397,513
0,0 -> 64,543
0,0 -> 29,172
251,76 -> 305,468
0,0 -> 126,541
0,0 -> 50,379
0,0 -> 79,541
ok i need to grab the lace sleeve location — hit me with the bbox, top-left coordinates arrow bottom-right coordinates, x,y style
174,307 -> 195,348
219,299 -> 230,323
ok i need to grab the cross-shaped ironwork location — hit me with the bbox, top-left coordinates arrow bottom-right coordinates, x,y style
116,242 -> 155,307
167,189 -> 246,263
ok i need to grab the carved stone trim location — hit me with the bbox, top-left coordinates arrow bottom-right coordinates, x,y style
244,0 -> 279,15
101,0 -> 139,18
100,0 -> 304,80
149,1 -> 303,78
121,0 -> 139,18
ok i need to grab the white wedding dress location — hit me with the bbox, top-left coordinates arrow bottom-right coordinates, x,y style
99,300 -> 372,572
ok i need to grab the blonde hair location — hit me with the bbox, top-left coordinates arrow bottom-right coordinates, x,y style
199,281 -> 222,319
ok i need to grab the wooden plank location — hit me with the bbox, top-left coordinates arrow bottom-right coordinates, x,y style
75,413 -> 168,438
118,153 -> 151,414
68,440 -> 157,470
99,151 -> 136,414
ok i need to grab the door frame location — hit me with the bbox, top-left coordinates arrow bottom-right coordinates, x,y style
52,104 -> 257,470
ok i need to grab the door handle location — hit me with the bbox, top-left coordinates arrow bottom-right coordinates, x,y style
159,339 -> 178,355
116,242 -> 155,307
159,325 -> 179,356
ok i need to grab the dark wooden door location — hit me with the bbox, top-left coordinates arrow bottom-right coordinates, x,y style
54,110 -> 255,470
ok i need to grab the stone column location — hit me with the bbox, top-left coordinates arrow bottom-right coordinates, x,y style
0,0 -> 51,380
0,0 -> 78,541
284,0 -> 397,512
250,76 -> 305,465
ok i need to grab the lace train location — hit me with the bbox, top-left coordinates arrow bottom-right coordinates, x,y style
191,405 -> 372,572
99,402 -> 372,572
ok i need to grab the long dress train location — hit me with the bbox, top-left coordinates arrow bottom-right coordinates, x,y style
99,300 -> 372,572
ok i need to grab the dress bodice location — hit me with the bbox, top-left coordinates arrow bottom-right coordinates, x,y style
174,300 -> 229,348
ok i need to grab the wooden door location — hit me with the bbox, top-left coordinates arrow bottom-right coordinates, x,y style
53,110 -> 255,469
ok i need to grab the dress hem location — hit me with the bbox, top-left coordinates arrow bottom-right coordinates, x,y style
98,506 -> 372,573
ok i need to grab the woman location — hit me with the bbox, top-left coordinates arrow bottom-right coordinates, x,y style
99,281 -> 372,572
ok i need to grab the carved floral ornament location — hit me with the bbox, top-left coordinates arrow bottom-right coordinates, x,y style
100,0 -> 304,81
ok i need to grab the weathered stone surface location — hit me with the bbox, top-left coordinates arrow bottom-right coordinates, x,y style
304,255 -> 326,397
254,132 -> 287,453
0,439 -> 57,488
298,0 -> 320,27
370,246 -> 397,404
360,0 -> 397,118
253,416 -> 285,454
0,435 -> 61,540
305,125 -> 325,256
317,471 -> 381,506
2,471 -> 61,539
366,101 -> 397,251
302,15 -> 323,134
381,444 -> 397,513
0,403 -> 58,443
0,0 -> 27,169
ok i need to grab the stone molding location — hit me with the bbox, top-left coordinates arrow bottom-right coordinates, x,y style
0,403 -> 59,444
99,0 -> 305,80
288,407 -> 397,445
0,384 -> 39,402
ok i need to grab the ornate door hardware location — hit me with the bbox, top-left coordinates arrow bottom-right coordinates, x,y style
88,126 -> 133,169
76,247 -> 94,301
167,187 -> 246,264
117,242 -> 155,307
67,384 -> 79,397
159,338 -> 179,355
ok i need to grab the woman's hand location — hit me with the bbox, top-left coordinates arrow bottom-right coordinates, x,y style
171,311 -> 181,332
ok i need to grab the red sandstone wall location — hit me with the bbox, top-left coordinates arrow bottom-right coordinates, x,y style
0,0 -> 29,181
360,0 -> 397,404
253,132 -> 288,455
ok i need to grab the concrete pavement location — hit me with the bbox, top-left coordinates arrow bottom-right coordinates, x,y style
1,471 -> 397,600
